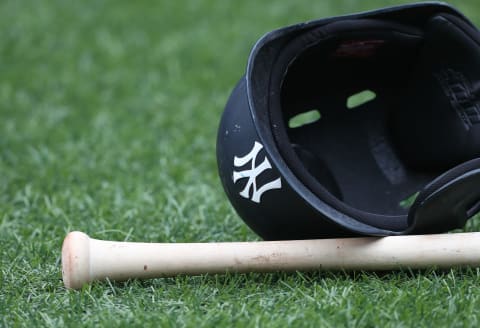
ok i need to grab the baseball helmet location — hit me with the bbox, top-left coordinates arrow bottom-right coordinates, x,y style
217,2 -> 480,240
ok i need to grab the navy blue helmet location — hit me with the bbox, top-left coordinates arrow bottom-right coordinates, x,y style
217,2 -> 480,240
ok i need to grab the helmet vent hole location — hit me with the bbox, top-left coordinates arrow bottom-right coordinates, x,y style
288,109 -> 321,128
398,192 -> 419,209
347,90 -> 376,109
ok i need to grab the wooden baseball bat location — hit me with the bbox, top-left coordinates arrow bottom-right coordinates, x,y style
61,231 -> 480,289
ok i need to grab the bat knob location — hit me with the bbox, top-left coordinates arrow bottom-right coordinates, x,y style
62,231 -> 91,290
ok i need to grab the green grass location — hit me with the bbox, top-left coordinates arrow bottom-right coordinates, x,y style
2,0 -> 480,326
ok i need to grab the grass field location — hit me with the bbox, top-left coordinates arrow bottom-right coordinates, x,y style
2,0 -> 480,326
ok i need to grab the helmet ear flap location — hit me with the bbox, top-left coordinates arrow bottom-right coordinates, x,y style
389,14 -> 480,171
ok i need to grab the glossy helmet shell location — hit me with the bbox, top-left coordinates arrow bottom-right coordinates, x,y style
217,2 -> 480,240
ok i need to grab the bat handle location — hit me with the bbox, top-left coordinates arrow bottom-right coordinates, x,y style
62,231 -> 480,290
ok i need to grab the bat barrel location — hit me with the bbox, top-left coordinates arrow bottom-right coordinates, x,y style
61,231 -> 480,289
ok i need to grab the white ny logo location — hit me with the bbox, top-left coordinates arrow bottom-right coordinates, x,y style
233,141 -> 282,203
